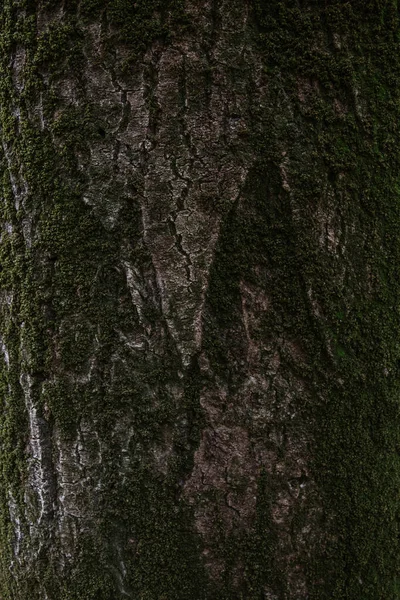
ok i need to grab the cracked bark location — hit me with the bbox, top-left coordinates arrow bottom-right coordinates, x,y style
0,1 -> 399,599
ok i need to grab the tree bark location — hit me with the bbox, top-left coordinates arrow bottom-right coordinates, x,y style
0,0 -> 399,598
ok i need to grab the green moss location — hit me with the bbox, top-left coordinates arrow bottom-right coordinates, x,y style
80,0 -> 188,55
257,1 -> 400,597
0,0 -> 400,597
197,1 -> 400,597
0,0 -> 204,597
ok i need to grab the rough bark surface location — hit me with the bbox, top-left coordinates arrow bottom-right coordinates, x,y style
0,1 -> 399,599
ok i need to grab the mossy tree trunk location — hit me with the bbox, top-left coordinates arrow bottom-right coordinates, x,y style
0,0 -> 399,598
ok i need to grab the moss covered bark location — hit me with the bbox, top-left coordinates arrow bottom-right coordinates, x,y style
0,0 -> 399,598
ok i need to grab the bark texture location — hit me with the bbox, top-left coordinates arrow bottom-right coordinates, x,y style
0,0 -> 399,598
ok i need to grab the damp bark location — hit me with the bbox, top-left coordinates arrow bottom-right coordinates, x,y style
0,1 -> 399,599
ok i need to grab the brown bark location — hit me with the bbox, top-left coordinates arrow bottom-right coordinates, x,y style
0,1 -> 399,598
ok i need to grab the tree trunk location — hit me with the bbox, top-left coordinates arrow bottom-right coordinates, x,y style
0,0 -> 399,598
